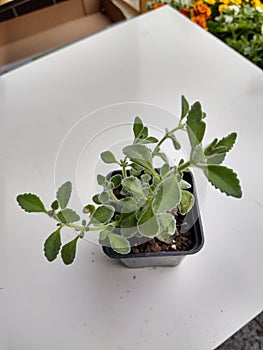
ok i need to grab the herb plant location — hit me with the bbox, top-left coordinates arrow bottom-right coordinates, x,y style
17,96 -> 242,264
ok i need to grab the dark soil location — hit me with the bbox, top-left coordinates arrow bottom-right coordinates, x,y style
129,211 -> 194,254
131,232 -> 194,254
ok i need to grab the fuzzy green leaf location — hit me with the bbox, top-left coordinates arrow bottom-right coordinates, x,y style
179,180 -> 191,189
138,205 -> 159,237
160,163 -> 170,177
120,212 -> 138,238
133,116 -> 144,138
179,190 -> 195,215
90,205 -> 114,224
122,176 -> 145,198
108,232 -> 130,254
204,165 -> 242,198
99,191 -> 109,203
191,144 -> 206,165
51,200 -> 59,210
187,102 -> 206,147
97,174 -> 106,186
159,212 -> 176,234
169,133 -> 181,150
61,236 -> 79,265
152,176 -> 181,214
123,144 -> 154,173
205,133 -> 237,157
216,132 -> 237,152
181,95 -> 189,121
206,154 -> 226,165
99,230 -> 110,245
110,174 -> 122,188
145,136 -> 159,144
100,151 -> 118,164
44,227 -> 62,262
56,181 -> 72,209
119,197 -> 139,213
83,204 -> 95,215
17,193 -> 47,213
92,194 -> 102,204
57,208 -> 80,223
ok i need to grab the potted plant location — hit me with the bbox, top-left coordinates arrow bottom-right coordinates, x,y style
16,96 -> 242,267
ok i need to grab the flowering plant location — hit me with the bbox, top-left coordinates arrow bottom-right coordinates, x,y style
147,0 -> 263,69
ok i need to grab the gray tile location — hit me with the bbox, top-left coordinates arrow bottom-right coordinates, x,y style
216,318 -> 263,350
255,311 -> 263,328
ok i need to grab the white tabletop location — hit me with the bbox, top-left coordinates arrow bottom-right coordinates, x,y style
1,6 -> 263,350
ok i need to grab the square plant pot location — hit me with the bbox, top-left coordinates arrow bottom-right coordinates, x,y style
102,171 -> 204,268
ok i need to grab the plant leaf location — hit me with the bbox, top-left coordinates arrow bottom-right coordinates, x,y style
90,205 -> 114,224
169,133 -> 181,150
181,95 -> 189,121
133,116 -> 144,138
99,229 -> 110,245
138,204 -> 159,237
206,154 -> 226,165
83,204 -> 95,215
122,176 -> 145,198
17,193 -> 47,213
152,175 -> 181,214
51,200 -> 59,210
120,212 -> 138,238
57,208 -> 80,223
61,236 -> 79,265
97,174 -> 106,186
159,212 -> 176,234
56,181 -> 72,209
179,190 -> 195,215
119,197 -> 139,213
100,151 -> 118,164
191,144 -> 206,165
216,132 -> 237,152
44,227 -> 62,262
123,144 -> 154,173
110,174 -> 122,188
144,136 -> 158,144
99,191 -> 109,203
108,232 -> 131,254
203,165 -> 242,198
186,102 -> 206,147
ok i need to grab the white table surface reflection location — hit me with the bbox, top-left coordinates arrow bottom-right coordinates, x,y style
0,6 -> 263,350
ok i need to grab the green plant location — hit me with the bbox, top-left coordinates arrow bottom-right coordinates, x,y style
17,96 -> 242,264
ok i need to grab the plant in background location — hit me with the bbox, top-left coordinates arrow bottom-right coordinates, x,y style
147,0 -> 263,69
17,96 -> 242,265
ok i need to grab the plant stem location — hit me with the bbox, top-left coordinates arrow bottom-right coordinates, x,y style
66,223 -> 84,231
152,124 -> 184,156
178,161 -> 191,172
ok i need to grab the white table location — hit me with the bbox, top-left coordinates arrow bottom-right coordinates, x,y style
1,6 -> 263,350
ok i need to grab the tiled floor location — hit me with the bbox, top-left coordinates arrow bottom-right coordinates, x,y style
216,312 -> 263,350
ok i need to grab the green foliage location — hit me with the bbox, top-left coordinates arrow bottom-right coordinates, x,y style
56,181 -> 72,209
61,236 -> 79,265
17,193 -> 47,213
207,5 -> 263,70
17,95 -> 242,264
44,227 -> 62,262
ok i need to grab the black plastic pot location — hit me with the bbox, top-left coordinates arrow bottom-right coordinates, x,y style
102,171 -> 204,268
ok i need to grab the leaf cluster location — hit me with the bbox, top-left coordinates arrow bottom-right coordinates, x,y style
17,96 -> 242,264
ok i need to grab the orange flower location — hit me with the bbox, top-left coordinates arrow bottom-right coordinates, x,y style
152,3 -> 166,9
193,1 -> 212,20
191,15 -> 208,30
179,8 -> 191,17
